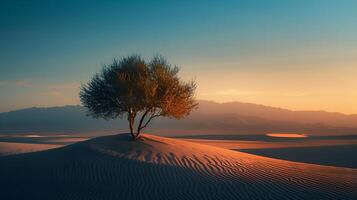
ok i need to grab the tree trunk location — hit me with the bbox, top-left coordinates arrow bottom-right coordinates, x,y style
136,130 -> 141,140
135,124 -> 142,140
128,117 -> 136,140
136,110 -> 148,140
131,134 -> 137,141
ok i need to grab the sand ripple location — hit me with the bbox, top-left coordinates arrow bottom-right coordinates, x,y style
0,134 -> 356,200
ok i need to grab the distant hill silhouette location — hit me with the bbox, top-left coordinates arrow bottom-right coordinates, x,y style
198,100 -> 357,128
0,100 -> 356,136
0,106 -> 127,134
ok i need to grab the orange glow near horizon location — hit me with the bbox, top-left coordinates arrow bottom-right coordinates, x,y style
184,61 -> 357,114
266,133 -> 308,138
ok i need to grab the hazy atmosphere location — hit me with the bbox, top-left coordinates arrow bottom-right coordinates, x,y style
1,0 -> 357,113
1,1 -> 357,200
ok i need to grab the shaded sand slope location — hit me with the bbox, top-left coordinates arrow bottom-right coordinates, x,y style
0,134 -> 356,200
239,144 -> 357,168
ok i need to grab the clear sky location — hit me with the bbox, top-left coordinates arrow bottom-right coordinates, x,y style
0,0 -> 356,114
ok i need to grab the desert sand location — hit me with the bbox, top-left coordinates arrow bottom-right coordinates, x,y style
0,142 -> 62,156
183,134 -> 357,168
0,133 -> 356,200
240,144 -> 357,168
184,137 -> 357,150
0,135 -> 88,156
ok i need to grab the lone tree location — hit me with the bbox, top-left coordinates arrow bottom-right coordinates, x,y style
80,55 -> 197,140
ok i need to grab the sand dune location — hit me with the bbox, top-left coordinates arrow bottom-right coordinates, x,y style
0,142 -> 62,156
0,136 -> 88,156
0,134 -> 356,200
239,144 -> 357,168
184,138 -> 357,150
0,135 -> 88,144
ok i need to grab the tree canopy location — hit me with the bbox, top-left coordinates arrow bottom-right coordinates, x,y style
80,55 -> 197,140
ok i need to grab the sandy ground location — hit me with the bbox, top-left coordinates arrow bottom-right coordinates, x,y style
239,144 -> 357,168
1,134 -> 356,168
0,142 -> 62,156
184,135 -> 357,168
184,138 -> 357,149
0,135 -> 88,156
0,134 -> 356,200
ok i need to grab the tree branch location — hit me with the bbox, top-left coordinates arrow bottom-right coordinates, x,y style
137,109 -> 150,134
140,112 -> 161,131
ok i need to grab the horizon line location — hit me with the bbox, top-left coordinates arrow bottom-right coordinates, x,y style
1,99 -> 356,116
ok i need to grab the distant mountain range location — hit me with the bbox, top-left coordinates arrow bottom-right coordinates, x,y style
198,100 -> 357,128
0,100 -> 356,136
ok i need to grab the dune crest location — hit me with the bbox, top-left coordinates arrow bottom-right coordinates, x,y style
0,133 -> 356,200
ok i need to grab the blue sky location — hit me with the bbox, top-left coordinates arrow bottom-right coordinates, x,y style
1,0 -> 357,113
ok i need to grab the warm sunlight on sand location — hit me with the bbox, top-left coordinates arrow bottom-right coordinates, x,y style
186,138 -> 357,150
266,133 -> 308,138
0,142 -> 62,156
1,134 -> 356,200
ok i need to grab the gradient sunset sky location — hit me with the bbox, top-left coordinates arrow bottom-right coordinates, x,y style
1,0 -> 356,114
